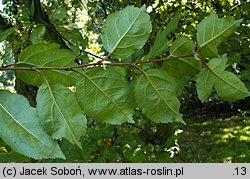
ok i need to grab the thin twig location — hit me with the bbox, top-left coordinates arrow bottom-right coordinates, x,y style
83,50 -> 103,60
1,64 -> 15,68
39,17 -> 103,60
0,53 -> 194,71
96,51 -> 112,64
127,123 -> 146,133
99,0 -> 108,19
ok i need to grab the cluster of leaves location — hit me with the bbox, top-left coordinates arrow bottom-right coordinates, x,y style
0,121 -> 180,163
0,4 -> 249,161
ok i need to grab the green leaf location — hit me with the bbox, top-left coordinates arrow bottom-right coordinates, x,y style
47,139 -> 84,162
241,70 -> 250,81
19,43 -> 59,60
101,5 -> 152,59
170,37 -> 195,56
0,27 -> 15,42
164,12 -> 182,35
16,43 -> 77,87
163,37 -> 201,79
196,68 -> 215,102
143,12 -> 181,60
196,55 -> 249,102
228,53 -> 241,65
36,83 -> 87,148
30,25 -> 46,44
134,69 -> 184,124
196,55 -> 227,102
0,138 -> 6,148
49,7 -> 68,23
76,67 -> 134,125
101,148 -> 120,162
197,12 -> 242,58
145,28 -> 171,60
71,29 -> 88,48
214,71 -> 249,102
0,91 -> 65,160
0,151 -> 31,163
87,2 -> 96,8
31,0 -> 35,17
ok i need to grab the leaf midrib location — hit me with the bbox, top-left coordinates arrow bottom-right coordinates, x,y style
207,62 -> 248,94
182,58 -> 200,70
110,7 -> 144,53
0,104 -> 49,148
170,39 -> 190,55
44,82 -> 81,148
84,74 -> 131,121
213,71 -> 249,94
199,20 -> 239,48
143,72 -> 181,118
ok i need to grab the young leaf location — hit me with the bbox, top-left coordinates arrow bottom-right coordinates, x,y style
16,43 -> 78,87
0,27 -> 15,42
0,91 -> 65,160
196,55 -> 227,102
101,5 -> 152,59
36,83 -> 87,148
134,69 -> 184,124
76,68 -> 134,125
214,71 -> 249,102
163,37 -> 201,79
197,13 -> 242,58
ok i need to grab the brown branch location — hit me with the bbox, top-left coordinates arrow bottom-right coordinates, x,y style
127,123 -> 146,133
0,64 -> 15,68
32,0 -> 102,60
96,51 -> 112,64
0,53 -> 194,71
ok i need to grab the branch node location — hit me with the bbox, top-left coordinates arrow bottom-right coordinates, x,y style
31,66 -> 37,71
